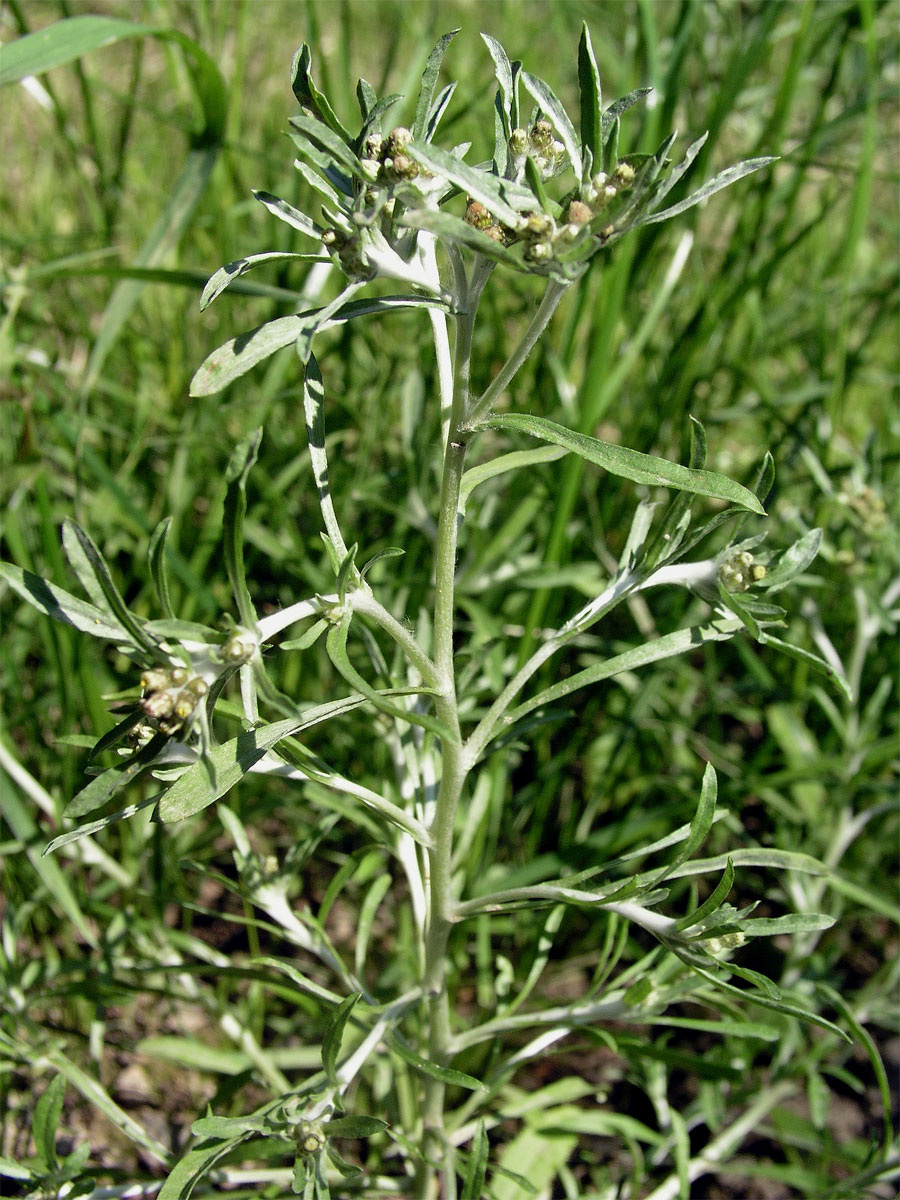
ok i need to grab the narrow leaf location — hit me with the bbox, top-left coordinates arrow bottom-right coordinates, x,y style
252,191 -> 323,240
190,314 -> 307,396
290,44 -> 353,142
325,614 -> 450,742
406,141 -> 536,226
762,528 -> 823,593
289,112 -> 361,179
601,88 -> 652,142
148,517 -> 176,619
675,859 -> 735,931
481,34 -> 515,136
520,70 -> 581,179
461,1121 -> 490,1200
223,429 -> 261,626
389,1038 -> 486,1091
412,31 -> 459,141
502,617 -> 745,733
0,561 -> 128,640
577,24 -> 603,172
33,1074 -> 66,1171
62,520 -> 156,652
324,1115 -> 388,1138
323,994 -> 361,1084
45,795 -> 159,856
476,413 -> 765,513
637,157 -> 777,226
64,734 -> 169,820
400,207 -> 525,269
201,250 -> 312,311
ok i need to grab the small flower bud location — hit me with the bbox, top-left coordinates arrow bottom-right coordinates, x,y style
566,200 -> 593,226
295,1119 -> 326,1157
613,161 -> 635,186
173,693 -> 196,721
509,128 -> 528,156
170,666 -> 188,686
465,200 -> 493,230
385,126 -> 412,157
363,134 -> 384,160
522,211 -> 554,239
140,669 -> 170,693
719,550 -> 763,593
523,239 -> 554,264
359,157 -> 380,181
142,690 -> 174,719
530,119 -> 553,151
321,229 -> 338,246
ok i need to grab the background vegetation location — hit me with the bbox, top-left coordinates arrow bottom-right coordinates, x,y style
1,1 -> 897,1196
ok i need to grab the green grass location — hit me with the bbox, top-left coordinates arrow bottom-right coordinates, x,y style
1,1 -> 897,1197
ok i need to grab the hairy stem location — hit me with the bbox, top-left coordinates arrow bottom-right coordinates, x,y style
416,257 -> 491,1200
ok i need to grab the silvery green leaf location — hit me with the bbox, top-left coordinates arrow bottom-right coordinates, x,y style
356,92 -> 403,148
323,993 -> 361,1084
520,69 -> 582,179
675,858 -> 736,931
356,77 -> 377,122
577,23 -> 603,172
481,33 -> 515,138
637,156 -> 777,227
292,154 -> 344,207
191,1113 -> 268,1139
459,445 -> 567,511
647,132 -> 709,209
148,517 -> 175,619
64,734 -> 169,819
252,191 -> 323,240
762,528 -> 823,593
757,631 -> 852,701
289,111 -> 363,179
406,141 -> 537,226
156,699 -> 365,822
400,207 -> 524,269
223,429 -> 261,626
325,612 -> 450,742
601,87 -> 652,142
324,1115 -> 388,1138
61,521 -> 157,652
290,44 -> 353,144
502,617 -> 744,733
426,81 -> 457,143
190,314 -> 308,396
476,413 -> 766,512
44,795 -> 159,856
389,1038 -> 486,1091
412,30 -> 458,141
33,1074 -> 66,1171
739,913 -> 836,936
201,249 -> 312,311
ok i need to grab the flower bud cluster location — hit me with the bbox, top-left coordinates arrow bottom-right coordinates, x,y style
322,227 -> 371,279
718,550 -> 767,593
583,162 -> 636,209
841,484 -> 887,533
139,666 -> 208,736
359,126 -> 422,187
509,119 -> 566,179
464,198 -> 516,245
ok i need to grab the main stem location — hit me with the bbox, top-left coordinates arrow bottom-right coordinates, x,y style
417,261 -> 487,1200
